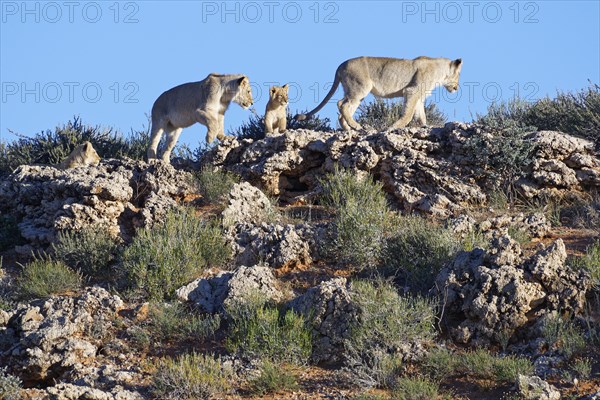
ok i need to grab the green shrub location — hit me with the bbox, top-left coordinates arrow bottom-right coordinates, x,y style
570,241 -> 600,287
147,302 -> 221,341
320,167 -> 390,269
0,215 -> 25,252
392,376 -> 441,400
420,347 -> 456,381
571,357 -> 593,380
247,360 -> 299,395
541,314 -> 586,358
0,117 -> 152,175
346,280 -> 435,387
52,228 -> 121,279
357,98 -> 447,130
383,215 -> 461,292
231,110 -> 333,140
351,394 -> 390,400
476,84 -> 600,148
194,165 -> 239,204
19,258 -> 81,299
463,122 -> 537,195
152,353 -> 232,400
457,349 -> 534,383
121,207 -> 230,300
225,297 -> 312,365
0,367 -> 21,400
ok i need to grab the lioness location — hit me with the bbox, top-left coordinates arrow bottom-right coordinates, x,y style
147,73 -> 254,162
295,56 -> 462,131
264,84 -> 288,136
58,141 -> 101,169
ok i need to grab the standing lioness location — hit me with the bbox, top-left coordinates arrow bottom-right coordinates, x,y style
147,73 -> 254,162
295,56 -> 462,131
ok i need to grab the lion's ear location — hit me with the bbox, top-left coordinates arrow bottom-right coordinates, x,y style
237,77 -> 246,85
83,142 -> 91,150
282,84 -> 288,89
453,59 -> 462,67
270,87 -> 277,94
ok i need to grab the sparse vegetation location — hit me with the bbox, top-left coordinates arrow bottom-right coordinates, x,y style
247,361 -> 299,395
121,207 -> 230,300
346,280 -> 436,387
195,165 -> 239,204
0,117 -> 151,175
383,215 -> 461,292
225,297 -> 312,365
231,110 -> 333,140
320,167 -> 390,269
357,98 -> 448,130
0,367 -> 21,400
18,258 -> 82,299
392,376 -> 443,400
152,353 -> 232,400
571,241 -> 600,287
52,227 -> 121,279
147,302 -> 221,341
571,357 -> 593,380
542,314 -> 587,358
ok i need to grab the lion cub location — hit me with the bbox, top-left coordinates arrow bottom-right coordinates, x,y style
58,141 -> 101,169
264,84 -> 288,136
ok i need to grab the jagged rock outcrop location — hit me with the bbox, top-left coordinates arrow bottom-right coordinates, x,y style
288,278 -> 358,364
221,182 -> 279,227
435,237 -> 591,345
202,124 -> 600,215
0,159 -> 195,251
0,287 -> 124,382
176,265 -> 283,314
226,222 -> 317,269
449,212 -> 551,240
517,374 -> 561,400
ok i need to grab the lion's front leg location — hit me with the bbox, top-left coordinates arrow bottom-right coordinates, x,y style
197,109 -> 220,143
277,116 -> 287,133
412,99 -> 427,127
390,88 -> 421,130
216,112 -> 227,140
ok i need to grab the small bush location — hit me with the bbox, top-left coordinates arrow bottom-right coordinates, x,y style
52,228 -> 121,279
231,110 -> 333,140
507,226 -> 531,245
463,122 -> 537,195
457,349 -> 534,383
571,241 -> 600,287
420,347 -> 456,381
383,215 -> 461,293
542,314 -> 587,358
247,361 -> 299,395
0,117 -> 152,175
392,376 -> 441,400
152,353 -> 231,400
19,258 -> 81,299
0,215 -> 25,252
571,357 -> 593,380
320,167 -> 390,269
346,280 -> 435,387
148,302 -> 221,341
121,207 -> 230,300
225,297 -> 312,365
357,98 -> 447,131
195,165 -> 239,204
0,367 -> 21,400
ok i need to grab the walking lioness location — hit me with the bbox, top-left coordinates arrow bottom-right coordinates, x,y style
295,56 -> 462,131
147,73 -> 254,162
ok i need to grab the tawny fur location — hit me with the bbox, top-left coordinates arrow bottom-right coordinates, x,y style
58,141 -> 101,169
147,73 -> 254,162
295,56 -> 462,131
264,84 -> 288,136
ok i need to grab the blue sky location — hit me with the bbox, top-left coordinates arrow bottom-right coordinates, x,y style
1,1 -> 599,147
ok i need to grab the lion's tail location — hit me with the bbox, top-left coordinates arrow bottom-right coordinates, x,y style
294,70 -> 341,121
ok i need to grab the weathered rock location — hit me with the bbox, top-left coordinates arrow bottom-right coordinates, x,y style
0,287 -> 124,382
221,182 -> 279,227
203,124 -> 600,213
435,237 -> 591,345
517,374 -> 561,400
176,265 -> 282,314
226,222 -> 314,269
288,278 -> 358,364
45,383 -> 143,400
0,159 -> 195,249
449,212 -> 550,240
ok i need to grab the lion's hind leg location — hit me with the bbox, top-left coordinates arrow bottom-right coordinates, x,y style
161,126 -> 183,162
337,97 -> 363,131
